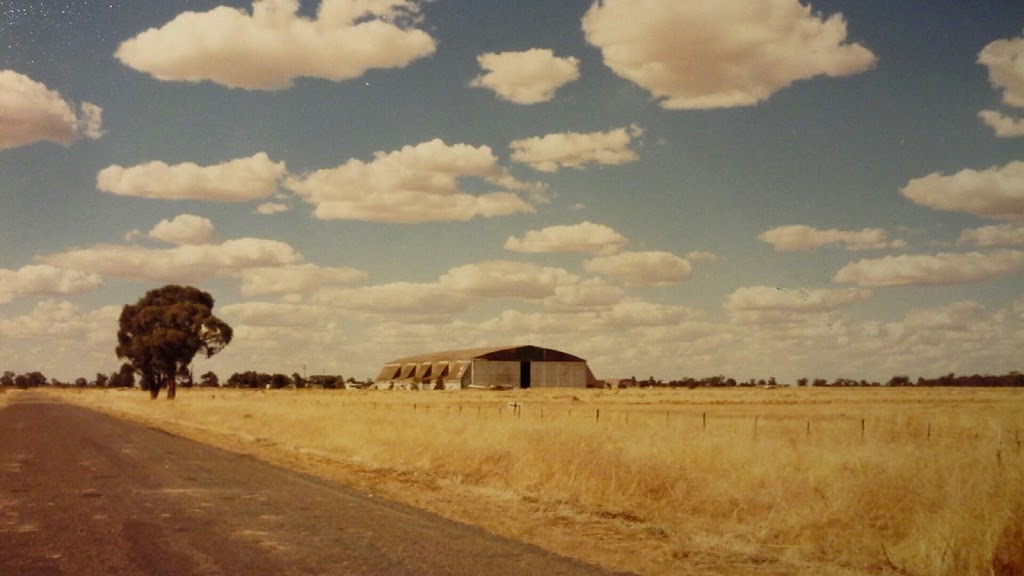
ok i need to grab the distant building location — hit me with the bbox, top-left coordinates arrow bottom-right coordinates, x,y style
374,345 -> 598,390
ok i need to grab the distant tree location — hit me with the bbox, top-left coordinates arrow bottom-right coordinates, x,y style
199,371 -> 219,388
116,285 -> 233,399
796,378 -> 809,387
270,373 -> 290,389
292,373 -> 306,389
75,377 -> 88,388
812,378 -> 828,387
1,371 -> 14,387
95,373 -> 109,388
108,363 -> 135,388
887,375 -> 911,387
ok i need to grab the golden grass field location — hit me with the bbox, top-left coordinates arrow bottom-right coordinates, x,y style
45,386 -> 1024,576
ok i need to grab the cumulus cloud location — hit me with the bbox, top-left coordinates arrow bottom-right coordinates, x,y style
581,0 -> 876,110
219,301 -> 329,327
725,285 -> 872,314
256,202 -> 290,215
0,70 -> 104,149
759,225 -> 905,251
685,251 -> 721,263
312,260 -> 584,319
900,161 -> 1024,221
41,238 -> 303,284
469,48 -> 580,104
148,214 -> 216,245
978,110 -> 1024,138
239,264 -> 367,296
979,36 -> 1024,108
97,153 -> 286,201
316,282 -> 473,318
504,221 -> 628,255
584,250 -> 692,286
833,250 -> 1024,287
544,279 -> 626,311
438,260 -> 580,300
115,0 -> 436,90
0,265 -> 104,304
957,223 -> 1024,247
286,139 -> 540,222
509,125 -> 643,172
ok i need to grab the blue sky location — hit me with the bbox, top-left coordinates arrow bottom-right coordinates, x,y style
1,0 -> 1022,383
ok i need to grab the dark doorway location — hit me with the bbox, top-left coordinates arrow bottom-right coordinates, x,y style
519,361 -> 531,389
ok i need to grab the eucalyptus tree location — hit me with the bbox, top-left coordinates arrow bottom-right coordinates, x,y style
116,285 -> 233,399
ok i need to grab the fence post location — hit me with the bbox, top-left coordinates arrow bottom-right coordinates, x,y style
806,420 -> 810,437
703,412 -> 706,432
861,418 -> 865,439
596,409 -> 600,423
754,415 -> 759,438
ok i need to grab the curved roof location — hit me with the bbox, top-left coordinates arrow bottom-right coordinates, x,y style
384,345 -> 587,365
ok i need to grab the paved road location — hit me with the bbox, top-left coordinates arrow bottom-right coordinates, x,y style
0,393 -> 625,576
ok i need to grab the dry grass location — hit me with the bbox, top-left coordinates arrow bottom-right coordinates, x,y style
52,386 -> 1024,576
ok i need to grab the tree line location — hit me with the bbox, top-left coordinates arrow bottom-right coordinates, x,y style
620,372 -> 1024,388
0,369 -> 357,390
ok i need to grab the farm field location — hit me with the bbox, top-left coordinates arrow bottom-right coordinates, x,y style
48,386 -> 1024,576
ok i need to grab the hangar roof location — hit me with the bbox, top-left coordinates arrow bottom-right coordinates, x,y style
384,345 -> 587,365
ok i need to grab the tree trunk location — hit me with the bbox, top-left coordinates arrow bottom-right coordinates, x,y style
167,375 -> 176,400
149,384 -> 159,399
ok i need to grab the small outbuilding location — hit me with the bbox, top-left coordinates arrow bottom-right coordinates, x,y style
374,345 -> 598,390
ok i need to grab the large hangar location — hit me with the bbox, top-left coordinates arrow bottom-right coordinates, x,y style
374,345 -> 598,390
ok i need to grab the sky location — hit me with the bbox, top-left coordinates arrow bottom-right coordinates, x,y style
1,0 -> 1022,384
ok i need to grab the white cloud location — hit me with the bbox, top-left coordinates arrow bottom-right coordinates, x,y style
438,260 -> 580,300
0,265 -> 104,304
509,125 -> 643,172
957,223 -> 1024,247
685,251 -> 721,263
115,0 -> 436,90
77,102 -> 105,140
504,221 -> 628,255
584,250 -> 692,286
312,260 -> 584,318
219,301 -> 328,327
239,264 -> 367,296
759,225 -> 905,251
0,300 -> 118,341
978,36 -> 1024,108
148,214 -> 216,245
316,282 -> 473,318
41,238 -> 303,284
256,202 -> 290,215
833,250 -> 1024,287
0,70 -> 104,149
97,153 -> 286,201
469,48 -> 580,105
978,110 -> 1024,138
581,0 -> 876,110
725,285 -> 872,322
286,139 -> 539,222
901,161 -> 1024,221
544,279 -> 626,311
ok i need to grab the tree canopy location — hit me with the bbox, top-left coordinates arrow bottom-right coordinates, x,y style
116,285 -> 233,399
